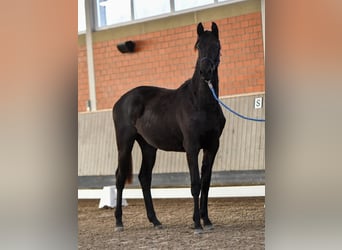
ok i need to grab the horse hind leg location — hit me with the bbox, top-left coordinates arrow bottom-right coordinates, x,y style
136,136 -> 162,229
114,131 -> 135,231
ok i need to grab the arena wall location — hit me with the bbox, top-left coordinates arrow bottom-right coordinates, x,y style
78,94 -> 265,188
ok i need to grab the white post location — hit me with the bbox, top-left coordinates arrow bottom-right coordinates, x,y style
84,0 -> 97,111
261,0 -> 265,62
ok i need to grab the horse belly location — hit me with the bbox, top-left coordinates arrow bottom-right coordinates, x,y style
136,119 -> 184,152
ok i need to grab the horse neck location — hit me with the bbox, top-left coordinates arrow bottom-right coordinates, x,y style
190,65 -> 219,107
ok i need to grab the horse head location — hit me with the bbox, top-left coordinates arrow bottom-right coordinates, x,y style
195,22 -> 221,82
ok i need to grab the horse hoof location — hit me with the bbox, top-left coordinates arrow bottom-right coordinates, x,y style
194,228 -> 204,235
154,224 -> 164,230
204,224 -> 214,230
115,226 -> 124,232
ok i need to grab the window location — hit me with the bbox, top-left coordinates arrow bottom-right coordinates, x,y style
78,0 -> 86,33
97,0 -> 132,27
174,0 -> 213,11
91,0 -> 242,30
133,0 -> 170,20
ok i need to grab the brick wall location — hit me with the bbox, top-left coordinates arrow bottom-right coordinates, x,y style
78,46 -> 89,111
78,12 -> 264,112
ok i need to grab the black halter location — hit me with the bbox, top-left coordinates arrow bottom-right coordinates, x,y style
199,56 -> 220,69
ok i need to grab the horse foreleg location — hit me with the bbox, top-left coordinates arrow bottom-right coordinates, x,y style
186,149 -> 202,233
200,145 -> 219,230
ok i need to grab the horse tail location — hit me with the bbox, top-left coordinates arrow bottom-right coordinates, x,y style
113,92 -> 139,186
115,153 -> 133,185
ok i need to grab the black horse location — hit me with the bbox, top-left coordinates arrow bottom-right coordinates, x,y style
112,22 -> 225,233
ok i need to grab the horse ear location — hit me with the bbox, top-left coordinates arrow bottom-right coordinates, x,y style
211,22 -> 219,39
197,23 -> 204,36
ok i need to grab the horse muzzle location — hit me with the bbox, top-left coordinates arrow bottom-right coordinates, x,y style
199,57 -> 216,81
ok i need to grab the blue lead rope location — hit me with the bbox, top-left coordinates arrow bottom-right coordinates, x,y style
207,82 -> 266,122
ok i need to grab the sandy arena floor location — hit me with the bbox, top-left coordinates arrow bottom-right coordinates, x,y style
78,197 -> 264,249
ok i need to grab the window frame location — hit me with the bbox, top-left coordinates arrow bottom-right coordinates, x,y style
78,0 -> 246,33
92,0 -> 245,31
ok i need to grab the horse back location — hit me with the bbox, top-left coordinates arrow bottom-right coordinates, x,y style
113,82 -> 225,151
113,85 -> 186,151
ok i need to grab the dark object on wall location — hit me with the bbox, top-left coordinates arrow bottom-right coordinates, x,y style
117,41 -> 135,53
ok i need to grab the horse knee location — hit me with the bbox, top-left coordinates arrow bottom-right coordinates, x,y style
138,172 -> 151,189
138,172 -> 145,184
191,182 -> 201,197
116,171 -> 125,190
